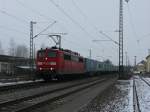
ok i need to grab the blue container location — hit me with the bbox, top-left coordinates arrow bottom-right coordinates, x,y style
85,58 -> 97,73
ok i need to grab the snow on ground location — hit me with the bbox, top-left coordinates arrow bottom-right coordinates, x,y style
79,79 -> 133,112
135,76 -> 150,112
0,79 -> 43,87
144,77 -> 150,84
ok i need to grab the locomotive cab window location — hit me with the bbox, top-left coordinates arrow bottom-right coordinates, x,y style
48,51 -> 57,58
38,51 -> 45,58
64,54 -> 71,60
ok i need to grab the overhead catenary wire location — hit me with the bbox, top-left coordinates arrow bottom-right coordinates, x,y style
0,8 -> 56,37
49,0 -> 118,57
58,0 -> 118,59
38,33 -> 89,55
127,4 -> 139,44
0,25 -> 28,35
58,22 -> 115,57
55,22 -> 93,51
99,31 -> 119,45
71,0 -> 87,19
71,0 -> 118,43
0,10 -> 50,37
49,0 -> 118,49
71,0 -> 100,33
63,38 -> 89,51
71,0 -> 98,32
138,33 -> 150,41
0,9 -> 28,24
71,0 -> 118,53
48,0 -> 97,40
33,21 -> 57,38
0,8 -> 52,30
126,3 -> 144,64
15,0 -> 55,22
42,21 -> 106,57
141,33 -> 150,38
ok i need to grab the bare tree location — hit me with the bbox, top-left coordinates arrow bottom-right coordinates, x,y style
0,41 -> 4,54
15,44 -> 28,58
8,38 -> 16,56
8,38 -> 29,58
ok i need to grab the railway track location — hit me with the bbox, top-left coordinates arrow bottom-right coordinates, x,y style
133,78 -> 141,112
0,80 -> 45,91
0,76 -> 112,112
139,76 -> 150,87
0,77 -> 102,94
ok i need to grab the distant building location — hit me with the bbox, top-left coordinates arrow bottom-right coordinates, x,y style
136,60 -> 146,73
0,55 -> 30,75
146,55 -> 150,73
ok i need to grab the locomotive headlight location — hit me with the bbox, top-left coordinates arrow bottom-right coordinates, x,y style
50,67 -> 54,70
38,62 -> 43,65
49,62 -> 56,65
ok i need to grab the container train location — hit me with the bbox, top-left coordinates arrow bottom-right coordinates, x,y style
36,47 -> 118,81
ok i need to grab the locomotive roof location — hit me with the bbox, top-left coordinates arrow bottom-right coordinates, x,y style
39,47 -> 81,57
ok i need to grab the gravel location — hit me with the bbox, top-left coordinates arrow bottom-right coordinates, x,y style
78,79 -> 133,112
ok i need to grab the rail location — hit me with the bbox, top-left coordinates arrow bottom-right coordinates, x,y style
133,78 -> 141,112
0,77 -> 112,112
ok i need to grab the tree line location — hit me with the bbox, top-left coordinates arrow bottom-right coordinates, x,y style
0,38 -> 29,58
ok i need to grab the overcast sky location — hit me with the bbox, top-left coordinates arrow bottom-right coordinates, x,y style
0,0 -> 150,65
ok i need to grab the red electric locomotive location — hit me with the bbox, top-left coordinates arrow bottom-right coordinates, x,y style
36,47 -> 85,80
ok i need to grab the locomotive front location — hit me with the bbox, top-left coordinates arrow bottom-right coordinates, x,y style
36,48 -> 59,80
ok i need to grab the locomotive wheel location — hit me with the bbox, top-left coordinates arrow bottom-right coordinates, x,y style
43,74 -> 52,82
56,75 -> 64,81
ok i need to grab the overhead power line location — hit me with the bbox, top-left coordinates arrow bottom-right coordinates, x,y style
126,3 -> 143,61
49,0 -> 96,40
92,40 -> 114,42
70,1 -> 118,55
71,0 -> 86,19
63,38 -> 88,51
136,33 -> 150,42
33,21 -> 57,38
99,31 -> 119,45
0,9 -> 28,24
56,22 -> 92,51
71,0 -> 118,58
71,0 -> 117,45
15,0 -> 55,21
140,33 -> 150,39
0,25 -> 28,35
127,4 -> 139,43
48,0 -> 118,58
71,0 -> 101,36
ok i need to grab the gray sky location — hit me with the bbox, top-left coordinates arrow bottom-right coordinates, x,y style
0,0 -> 150,65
